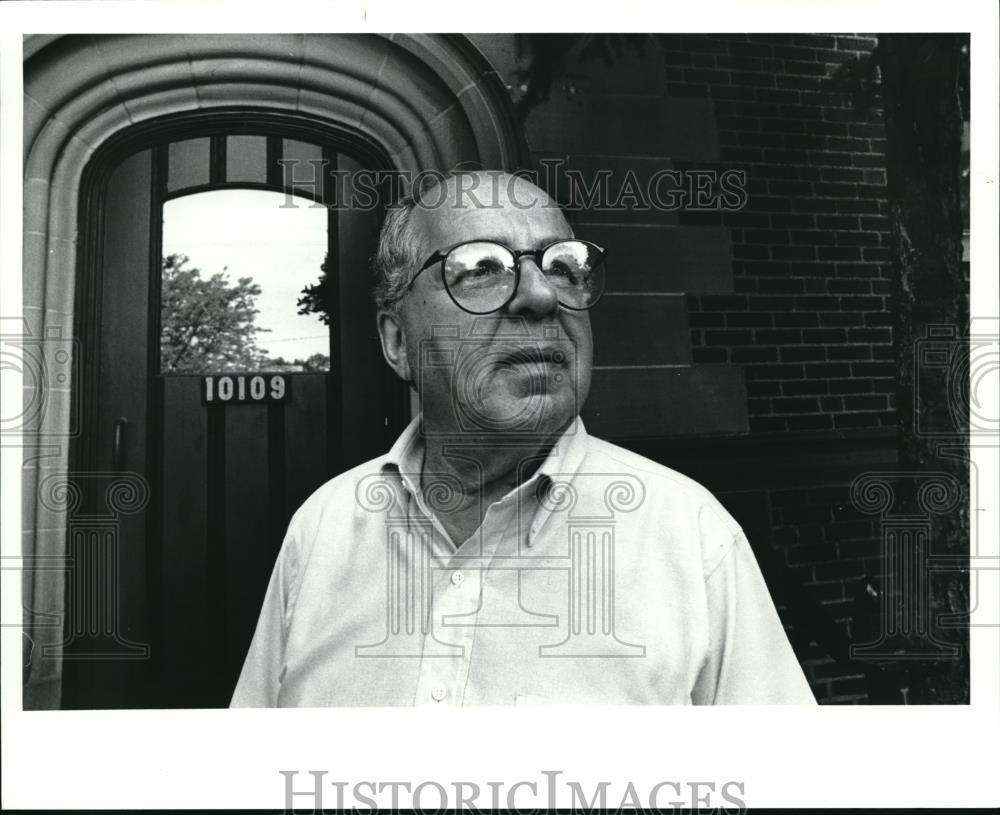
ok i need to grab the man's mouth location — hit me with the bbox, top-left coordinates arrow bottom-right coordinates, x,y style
499,346 -> 568,367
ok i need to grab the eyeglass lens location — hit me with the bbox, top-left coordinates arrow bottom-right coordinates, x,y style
442,240 -> 605,313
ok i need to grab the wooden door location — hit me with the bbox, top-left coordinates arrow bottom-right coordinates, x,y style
63,119 -> 408,708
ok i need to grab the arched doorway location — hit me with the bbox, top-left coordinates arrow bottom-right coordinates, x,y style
22,34 -> 528,709
63,111 -> 412,708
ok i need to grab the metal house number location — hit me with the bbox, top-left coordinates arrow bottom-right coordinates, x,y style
202,374 -> 291,405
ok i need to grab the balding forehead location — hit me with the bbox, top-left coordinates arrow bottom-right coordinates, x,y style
409,171 -> 572,248
434,171 -> 556,209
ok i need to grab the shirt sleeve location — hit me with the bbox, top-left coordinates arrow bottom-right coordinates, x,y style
692,531 -> 817,705
229,529 -> 299,708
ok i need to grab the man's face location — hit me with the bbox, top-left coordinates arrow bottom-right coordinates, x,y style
392,173 -> 593,439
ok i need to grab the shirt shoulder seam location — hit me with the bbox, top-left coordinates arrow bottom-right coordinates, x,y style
703,530 -> 743,582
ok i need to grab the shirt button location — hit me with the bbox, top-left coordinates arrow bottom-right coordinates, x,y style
431,685 -> 447,702
450,571 -> 464,586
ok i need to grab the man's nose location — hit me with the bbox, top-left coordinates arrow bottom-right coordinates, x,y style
506,258 -> 558,318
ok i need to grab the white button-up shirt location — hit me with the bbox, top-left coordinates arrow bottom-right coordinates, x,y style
231,415 -> 816,706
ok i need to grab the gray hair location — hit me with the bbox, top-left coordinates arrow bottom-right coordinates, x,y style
372,170 -> 459,312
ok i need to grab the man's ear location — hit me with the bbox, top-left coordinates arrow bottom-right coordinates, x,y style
377,308 -> 412,385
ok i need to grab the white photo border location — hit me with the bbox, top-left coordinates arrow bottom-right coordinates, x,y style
2,0 -> 997,809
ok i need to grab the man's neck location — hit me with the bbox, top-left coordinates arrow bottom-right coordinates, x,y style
422,438 -> 549,499
416,420 -> 569,545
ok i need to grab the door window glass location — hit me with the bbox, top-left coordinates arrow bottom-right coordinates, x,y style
160,189 -> 331,373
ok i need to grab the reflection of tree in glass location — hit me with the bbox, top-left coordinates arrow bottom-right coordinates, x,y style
160,253 -> 271,373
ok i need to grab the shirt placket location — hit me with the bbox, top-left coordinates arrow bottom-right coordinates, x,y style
410,494 -> 514,707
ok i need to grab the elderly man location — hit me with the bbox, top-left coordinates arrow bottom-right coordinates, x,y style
231,171 -> 816,706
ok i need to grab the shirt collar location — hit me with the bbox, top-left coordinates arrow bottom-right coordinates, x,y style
534,414 -> 589,485
380,413 -> 590,499
381,413 -> 425,497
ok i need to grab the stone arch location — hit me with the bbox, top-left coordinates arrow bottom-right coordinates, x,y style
21,33 -> 526,707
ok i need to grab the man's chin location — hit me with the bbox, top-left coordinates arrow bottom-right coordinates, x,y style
461,389 -> 575,436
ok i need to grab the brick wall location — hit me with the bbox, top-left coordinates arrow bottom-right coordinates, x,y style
659,36 -> 903,703
662,34 -> 895,433
769,483 -> 880,703
470,33 -> 906,704
711,457 -> 893,705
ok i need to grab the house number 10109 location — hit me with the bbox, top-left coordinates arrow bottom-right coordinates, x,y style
202,374 -> 291,405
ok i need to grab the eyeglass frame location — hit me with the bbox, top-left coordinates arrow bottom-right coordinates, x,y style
405,238 -> 609,315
